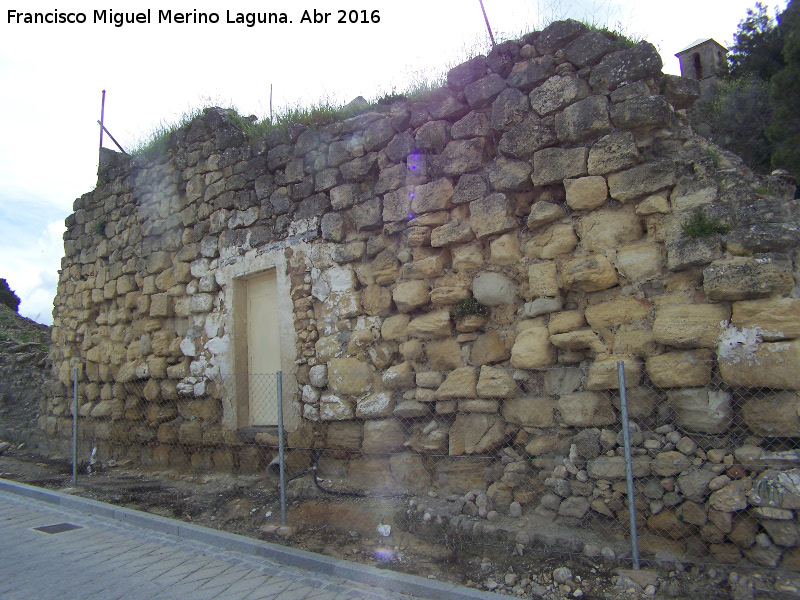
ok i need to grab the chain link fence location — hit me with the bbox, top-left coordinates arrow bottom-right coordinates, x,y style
59,359 -> 800,571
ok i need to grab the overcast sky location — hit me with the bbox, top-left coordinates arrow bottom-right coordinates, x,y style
0,0 -> 786,324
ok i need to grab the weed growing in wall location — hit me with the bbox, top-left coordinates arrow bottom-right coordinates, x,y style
681,207 -> 730,239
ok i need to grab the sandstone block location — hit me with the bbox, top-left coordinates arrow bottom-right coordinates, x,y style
407,310 -> 452,339
362,419 -> 406,454
528,261 -> 560,297
587,131 -> 639,175
530,74 -> 590,116
473,272 -> 517,306
532,147 -> 588,186
703,256 -> 794,302
510,327 -> 556,369
527,201 -> 565,230
476,366 -> 516,398
356,392 -> 394,419
607,161 -> 676,203
327,422 -> 363,450
427,338 -> 463,370
382,186 -> 414,222
526,223 -> 579,259
471,331 -> 510,366
503,396 -> 555,427
587,354 -> 642,390
469,193 -> 517,239
615,242 -> 665,282
327,358 -> 374,395
449,413 -> 506,455
430,220 -> 475,247
412,178 -> 454,215
497,118 -> 556,160
556,392 -> 615,427
435,367 -> 478,400
550,329 -> 607,353
548,311 -> 586,335
667,388 -> 732,434
587,455 -> 651,479
652,304 -> 730,349
393,280 -> 430,313
732,298 -> 800,341
585,296 -> 651,329
382,361 -> 416,391
435,138 -> 486,176
565,176 -> 607,210
320,394 -> 355,420
490,233 -> 522,266
719,339 -> 800,389
381,314 -> 411,340
589,41 -> 663,91
555,95 -> 612,143
560,254 -> 618,292
646,349 -> 713,388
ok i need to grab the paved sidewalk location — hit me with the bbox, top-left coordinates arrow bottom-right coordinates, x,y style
0,480 -> 498,600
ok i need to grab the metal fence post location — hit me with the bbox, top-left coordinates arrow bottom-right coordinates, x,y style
617,361 -> 640,569
276,371 -> 286,526
72,366 -> 78,486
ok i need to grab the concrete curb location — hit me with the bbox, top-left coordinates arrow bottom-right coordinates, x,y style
0,478 -> 504,600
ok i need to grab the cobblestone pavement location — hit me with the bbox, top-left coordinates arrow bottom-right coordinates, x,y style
0,482 -> 495,600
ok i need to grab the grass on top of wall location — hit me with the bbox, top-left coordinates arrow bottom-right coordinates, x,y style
129,16 -> 639,162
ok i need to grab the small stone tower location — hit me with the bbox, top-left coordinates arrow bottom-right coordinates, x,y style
675,39 -> 728,97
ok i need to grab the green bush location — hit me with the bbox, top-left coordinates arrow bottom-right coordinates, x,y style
451,297 -> 489,320
0,278 -> 20,313
681,208 -> 730,239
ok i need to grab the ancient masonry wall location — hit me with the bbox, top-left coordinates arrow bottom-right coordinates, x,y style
45,19 -> 800,562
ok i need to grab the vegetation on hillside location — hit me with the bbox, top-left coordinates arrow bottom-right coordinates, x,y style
0,279 -> 20,313
701,0 -> 800,182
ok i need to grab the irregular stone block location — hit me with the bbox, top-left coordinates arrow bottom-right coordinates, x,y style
449,413 -> 506,455
587,455 -> 651,479
652,304 -> 730,349
469,193 -> 517,239
434,138 -> 486,176
476,365 -> 516,398
560,254 -> 618,292
528,261 -> 559,297
488,158 -> 533,191
473,272 -> 517,306
550,329 -> 606,353
564,176 -> 607,210
412,178 -> 454,215
555,95 -> 613,143
407,310 -> 452,339
585,296 -> 652,329
719,339 -> 800,389
703,256 -> 794,302
556,392 -> 616,427
577,207 -> 643,251
646,349 -> 713,388
393,280 -> 430,313
527,201 -> 565,230
742,391 -> 800,437
607,161 -> 676,203
526,223 -> 579,259
510,327 -> 556,369
589,41 -> 663,91
587,354 -> 642,390
615,242 -> 665,282
507,55 -> 556,90
471,331 -> 510,366
464,73 -> 507,109
327,358 -> 374,395
498,116 -> 556,159
362,419 -> 407,454
587,131 -> 639,175
667,388 -> 732,434
531,147 -> 588,186
732,298 -> 800,341
609,95 -> 672,129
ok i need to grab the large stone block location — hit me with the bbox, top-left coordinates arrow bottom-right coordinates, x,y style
587,355 -> 642,390
576,208 -> 643,251
667,388 -> 732,434
564,176 -> 607,210
327,358 -> 374,395
502,396 -> 555,427
703,256 -> 794,302
435,367 -> 478,400
607,162 -> 676,203
448,413 -> 506,455
556,392 -> 616,427
434,138 -> 486,176
555,95 -> 612,143
362,419 -> 407,454
742,392 -> 800,437
469,193 -> 517,239
719,339 -> 800,389
427,338 -> 463,370
526,223 -> 579,259
646,349 -> 713,388
530,74 -> 590,116
587,131 -> 639,175
585,296 -> 652,329
412,178 -> 454,215
393,280 -> 430,313
510,327 -> 556,369
550,329 -> 606,353
732,298 -> 800,341
407,310 -> 452,339
652,304 -> 730,349
615,242 -> 665,282
476,365 -> 516,398
560,254 -> 618,293
532,147 -> 588,186
528,261 -> 560,297
473,272 -> 517,306
588,41 -> 663,91
498,116 -> 557,159
471,331 -> 510,366
587,455 -> 651,479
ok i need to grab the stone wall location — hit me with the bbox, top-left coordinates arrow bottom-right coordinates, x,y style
46,19 -> 800,564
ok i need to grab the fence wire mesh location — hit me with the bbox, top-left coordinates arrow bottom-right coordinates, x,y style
58,360 -> 800,571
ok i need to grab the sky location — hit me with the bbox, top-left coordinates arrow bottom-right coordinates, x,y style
0,0 -> 788,324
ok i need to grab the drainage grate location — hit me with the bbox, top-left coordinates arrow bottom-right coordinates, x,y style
33,523 -> 83,534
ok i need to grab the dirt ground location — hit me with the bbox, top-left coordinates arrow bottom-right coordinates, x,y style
2,444 -> 797,599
